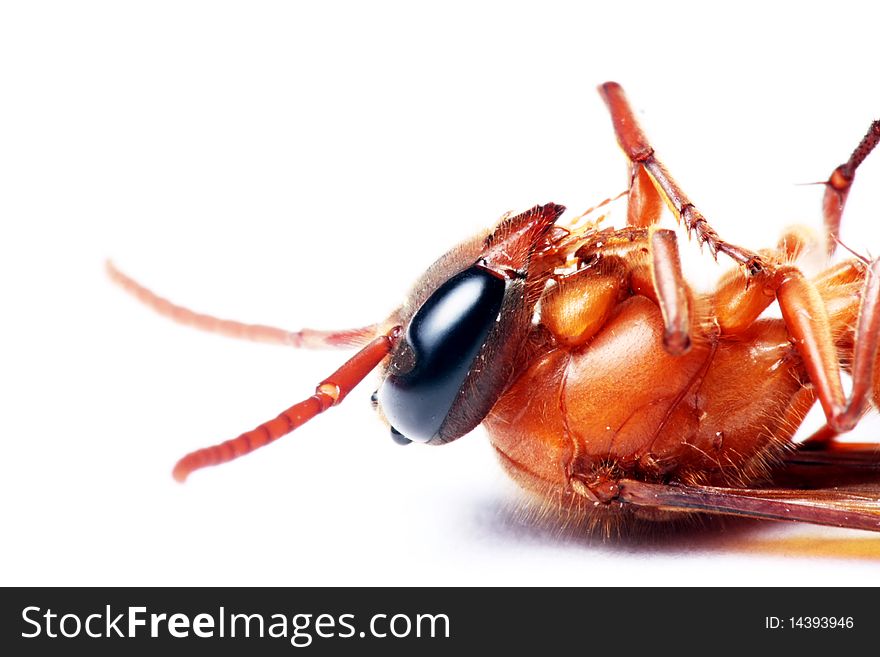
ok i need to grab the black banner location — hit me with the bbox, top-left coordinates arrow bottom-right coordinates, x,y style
0,587 -> 874,655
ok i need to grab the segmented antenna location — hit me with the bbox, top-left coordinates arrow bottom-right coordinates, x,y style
173,328 -> 401,482
106,260 -> 377,348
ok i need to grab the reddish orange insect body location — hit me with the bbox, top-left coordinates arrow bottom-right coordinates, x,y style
110,83 -> 880,534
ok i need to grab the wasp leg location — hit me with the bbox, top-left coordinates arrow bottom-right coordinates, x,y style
626,157 -> 664,228
569,229 -> 693,356
709,266 -> 778,335
778,259 -> 880,445
709,255 -> 873,447
791,260 -> 867,446
106,261 -> 378,349
823,120 -> 880,256
710,230 -> 831,337
813,259 -> 867,352
629,229 -> 693,355
599,82 -> 764,275
540,256 -> 630,348
813,259 -> 868,289
710,228 -> 831,336
684,225 -> 820,337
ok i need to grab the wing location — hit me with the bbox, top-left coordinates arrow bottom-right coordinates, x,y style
618,447 -> 880,532
776,444 -> 880,491
783,444 -> 880,470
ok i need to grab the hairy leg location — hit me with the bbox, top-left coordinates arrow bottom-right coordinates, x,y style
599,82 -> 764,275
823,120 -> 880,256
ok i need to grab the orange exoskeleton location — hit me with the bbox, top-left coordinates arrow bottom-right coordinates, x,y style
109,83 -> 880,534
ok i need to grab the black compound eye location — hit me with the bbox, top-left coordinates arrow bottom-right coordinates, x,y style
390,427 -> 412,446
378,265 -> 506,443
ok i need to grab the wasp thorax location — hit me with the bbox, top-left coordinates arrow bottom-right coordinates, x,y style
378,265 -> 506,443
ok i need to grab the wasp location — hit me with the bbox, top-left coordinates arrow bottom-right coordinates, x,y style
109,82 -> 880,534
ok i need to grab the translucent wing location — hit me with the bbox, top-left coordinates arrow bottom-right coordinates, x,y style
618,447 -> 880,532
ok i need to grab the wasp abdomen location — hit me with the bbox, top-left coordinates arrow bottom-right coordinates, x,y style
485,296 -> 810,498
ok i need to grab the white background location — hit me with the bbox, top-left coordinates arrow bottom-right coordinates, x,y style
3,1 -> 880,586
